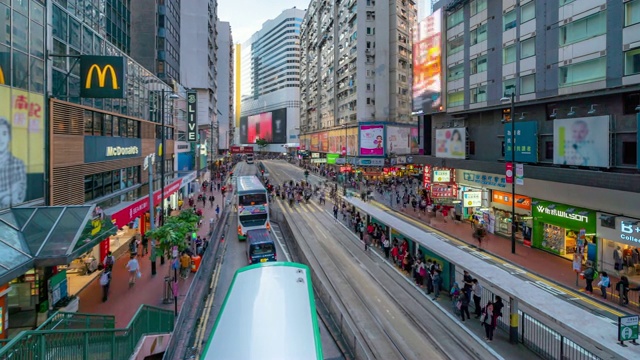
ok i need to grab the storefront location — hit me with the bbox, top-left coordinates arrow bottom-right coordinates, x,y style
532,199 -> 597,262
428,167 -> 458,205
597,213 -> 640,279
490,191 -> 533,245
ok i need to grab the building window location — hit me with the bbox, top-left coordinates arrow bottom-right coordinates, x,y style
470,55 -> 487,74
545,141 -> 554,160
84,110 -> 93,135
622,142 -> 638,165
448,91 -> 464,107
470,86 -> 487,103
120,118 -> 128,137
447,36 -> 464,55
503,44 -> 516,64
448,64 -> 464,81
520,74 -> 535,94
521,1 -> 536,24
503,79 -> 516,97
104,115 -> 112,136
448,9 -> 463,29
113,116 -> 119,136
470,23 -> 487,45
626,0 -> 640,26
93,113 -> 104,136
559,12 -> 606,46
560,0 -> 576,5
504,10 -> 517,31
470,0 -> 487,16
559,57 -> 606,87
521,37 -> 536,59
624,47 -> 640,76
622,93 -> 640,115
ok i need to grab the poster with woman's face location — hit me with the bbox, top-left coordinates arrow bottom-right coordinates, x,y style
435,127 -> 466,159
359,125 -> 385,156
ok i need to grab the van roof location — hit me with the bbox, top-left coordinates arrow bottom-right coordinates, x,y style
246,229 -> 272,244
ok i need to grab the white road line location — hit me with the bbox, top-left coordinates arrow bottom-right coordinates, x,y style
271,225 -> 291,262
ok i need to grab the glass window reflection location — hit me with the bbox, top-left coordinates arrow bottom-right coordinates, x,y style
29,57 -> 44,93
12,11 -> 28,53
12,50 -> 28,90
30,22 -> 44,58
0,4 -> 10,46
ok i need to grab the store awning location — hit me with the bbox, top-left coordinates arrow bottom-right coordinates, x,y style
0,206 -> 118,283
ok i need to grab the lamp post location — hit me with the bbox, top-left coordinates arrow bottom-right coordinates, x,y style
501,92 -> 516,255
144,153 -> 156,275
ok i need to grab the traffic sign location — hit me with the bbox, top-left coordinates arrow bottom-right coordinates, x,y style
618,315 -> 639,344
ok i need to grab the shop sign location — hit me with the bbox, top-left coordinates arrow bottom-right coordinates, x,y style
230,146 -> 254,154
311,158 -> 327,163
597,213 -> 640,245
433,170 -> 450,183
505,121 -> 538,163
110,179 -> 182,227
423,165 -> 432,188
396,156 -> 406,164
311,153 -> 320,158
462,191 -> 481,207
80,56 -> 126,98
84,136 -> 142,163
459,170 -> 507,189
506,162 -> 513,184
181,171 -> 198,186
358,158 -> 384,166
492,191 -> 532,211
532,199 -> 596,230
186,91 -> 197,142
431,184 -> 458,198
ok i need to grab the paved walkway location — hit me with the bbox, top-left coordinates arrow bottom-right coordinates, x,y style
78,184 -> 226,328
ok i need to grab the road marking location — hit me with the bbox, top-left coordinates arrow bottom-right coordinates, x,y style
527,280 -> 567,296
271,224 -> 291,262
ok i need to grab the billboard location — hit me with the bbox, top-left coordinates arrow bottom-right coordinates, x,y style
80,56 -> 126,98
435,128 -> 465,159
239,108 -> 287,144
320,132 -> 329,152
553,116 -> 609,167
359,124 -> 385,156
0,87 -> 45,209
504,121 -> 538,163
310,133 -> 319,151
186,91 -> 197,142
412,8 -> 442,114
387,126 -> 419,155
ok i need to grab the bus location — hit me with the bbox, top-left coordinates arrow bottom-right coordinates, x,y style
202,262 -> 323,360
236,175 -> 269,240
246,153 -> 254,164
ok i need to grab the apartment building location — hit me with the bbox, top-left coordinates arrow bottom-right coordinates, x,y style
216,21 -> 234,151
299,0 -> 417,157
239,8 -> 305,154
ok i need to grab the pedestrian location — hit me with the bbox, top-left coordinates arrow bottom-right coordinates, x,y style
209,195 -> 215,207
215,204 -> 220,220
493,295 -> 504,325
582,261 -> 596,294
482,300 -> 496,342
616,275 -> 640,305
363,232 -> 370,251
382,234 -> 391,259
432,269 -> 442,300
99,269 -> 111,302
596,272 -> 610,299
460,287 -> 471,321
103,251 -> 115,271
333,204 -> 338,220
125,254 -> 140,287
141,235 -> 149,256
180,252 -> 191,279
472,279 -> 483,318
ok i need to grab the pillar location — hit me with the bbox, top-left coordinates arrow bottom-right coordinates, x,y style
509,296 -> 519,344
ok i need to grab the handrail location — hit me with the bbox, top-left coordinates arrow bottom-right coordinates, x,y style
37,311 -> 116,331
0,305 -> 174,359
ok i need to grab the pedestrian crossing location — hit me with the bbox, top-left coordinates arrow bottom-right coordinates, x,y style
274,196 -> 326,214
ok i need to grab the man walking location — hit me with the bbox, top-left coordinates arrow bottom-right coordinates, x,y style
472,279 -> 483,318
99,269 -> 111,302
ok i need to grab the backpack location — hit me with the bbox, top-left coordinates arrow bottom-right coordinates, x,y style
99,272 -> 110,286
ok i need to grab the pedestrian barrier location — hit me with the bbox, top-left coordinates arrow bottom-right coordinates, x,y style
0,305 -> 174,360
37,311 -> 116,331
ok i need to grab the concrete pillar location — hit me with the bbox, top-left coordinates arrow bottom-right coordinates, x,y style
509,296 -> 519,344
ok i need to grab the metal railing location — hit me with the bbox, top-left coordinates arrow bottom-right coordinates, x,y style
0,305 -> 174,360
37,311 -> 116,331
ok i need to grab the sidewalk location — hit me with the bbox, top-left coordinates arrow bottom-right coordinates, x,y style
78,186 -> 226,328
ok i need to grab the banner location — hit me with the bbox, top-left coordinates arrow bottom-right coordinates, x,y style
387,126 -> 419,155
435,128 -> 465,159
492,191 -> 531,211
327,153 -> 339,164
515,163 -> 524,185
504,121 -> 538,163
553,116 -> 609,167
310,133 -> 319,151
505,162 -> 513,184
0,87 -> 45,209
187,91 -> 197,141
412,8 -> 442,114
320,132 -> 329,152
359,124 -> 385,156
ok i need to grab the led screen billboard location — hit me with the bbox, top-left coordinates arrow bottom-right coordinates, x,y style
553,116 -> 609,168
412,8 -> 442,114
239,108 -> 287,144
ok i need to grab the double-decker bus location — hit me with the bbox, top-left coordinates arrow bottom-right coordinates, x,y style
202,262 -> 323,360
236,175 -> 269,240
246,153 -> 254,164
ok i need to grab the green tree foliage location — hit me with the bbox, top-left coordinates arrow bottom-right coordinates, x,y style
145,208 -> 200,256
255,138 -> 268,151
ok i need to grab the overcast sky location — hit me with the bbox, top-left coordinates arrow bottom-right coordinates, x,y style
218,0 -> 310,44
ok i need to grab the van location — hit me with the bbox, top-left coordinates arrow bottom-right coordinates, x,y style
246,229 -> 277,264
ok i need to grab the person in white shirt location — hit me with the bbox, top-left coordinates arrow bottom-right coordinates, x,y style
125,254 -> 140,287
472,279 -> 483,318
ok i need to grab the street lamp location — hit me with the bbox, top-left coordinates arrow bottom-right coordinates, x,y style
500,92 -> 516,255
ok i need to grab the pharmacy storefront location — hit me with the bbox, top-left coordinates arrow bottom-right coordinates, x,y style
597,213 -> 640,280
532,200 -> 597,262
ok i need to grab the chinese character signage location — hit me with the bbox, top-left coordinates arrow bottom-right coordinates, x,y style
459,170 -> 507,189
0,87 -> 45,209
80,56 -> 126,98
186,91 -> 197,142
433,170 -> 450,183
463,191 -> 482,207
423,165 -> 432,188
504,121 -> 538,163
431,184 -> 458,198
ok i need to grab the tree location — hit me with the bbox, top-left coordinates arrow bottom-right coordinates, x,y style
145,208 -> 200,272
255,138 -> 268,153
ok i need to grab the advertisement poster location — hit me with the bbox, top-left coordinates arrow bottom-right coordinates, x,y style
239,108 -> 287,144
387,126 -> 419,155
310,133 -> 319,152
410,127 -> 420,154
0,87 -> 45,209
435,128 -> 465,159
463,191 -> 482,207
553,116 -> 609,167
320,132 -> 329,152
359,124 -> 385,156
506,162 -> 513,184
433,170 -> 450,183
504,121 -> 538,163
412,8 -> 442,114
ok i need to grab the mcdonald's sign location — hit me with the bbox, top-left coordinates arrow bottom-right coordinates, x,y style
80,56 -> 126,98
0,66 -> 5,85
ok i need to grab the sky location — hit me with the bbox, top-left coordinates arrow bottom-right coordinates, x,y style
218,0 -> 310,44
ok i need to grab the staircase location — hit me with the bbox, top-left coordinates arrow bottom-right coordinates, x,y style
0,305 -> 174,360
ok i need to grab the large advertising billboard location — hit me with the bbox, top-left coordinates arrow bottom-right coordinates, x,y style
412,8 -> 442,114
239,108 -> 287,144
359,124 -> 385,156
387,126 -> 419,155
0,87 -> 45,209
504,121 -> 538,163
553,116 -> 609,167
435,127 -> 465,159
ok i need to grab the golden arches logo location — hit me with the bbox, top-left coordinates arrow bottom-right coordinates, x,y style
85,64 -> 118,89
0,66 -> 5,85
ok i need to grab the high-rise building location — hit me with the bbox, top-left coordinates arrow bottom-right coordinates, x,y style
413,0 -> 640,276
238,8 -> 305,154
180,0 -> 218,169
299,0 -> 416,156
216,21 -> 234,151
130,0 -> 181,83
